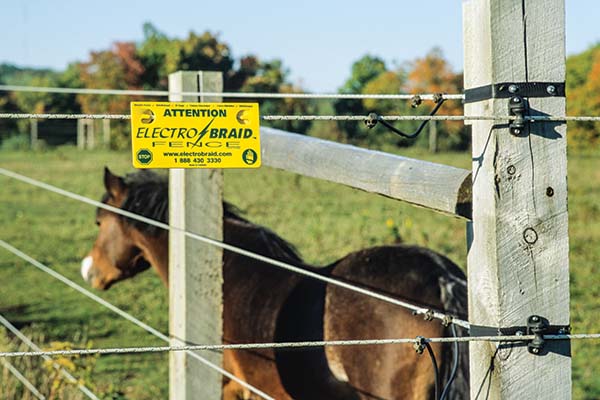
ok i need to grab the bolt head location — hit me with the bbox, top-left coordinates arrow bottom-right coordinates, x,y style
511,128 -> 521,135
512,96 -> 521,103
547,85 -> 557,95
532,347 -> 540,354
509,84 -> 519,93
532,316 -> 539,322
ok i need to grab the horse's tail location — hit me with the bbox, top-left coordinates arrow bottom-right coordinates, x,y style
435,254 -> 470,400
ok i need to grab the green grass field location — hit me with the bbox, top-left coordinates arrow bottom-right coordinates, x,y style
0,145 -> 598,399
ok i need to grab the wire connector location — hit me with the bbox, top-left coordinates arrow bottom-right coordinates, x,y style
413,336 -> 427,354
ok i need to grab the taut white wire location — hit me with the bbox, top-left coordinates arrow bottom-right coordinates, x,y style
0,167 -> 469,329
1,112 -> 595,122
1,332 -> 594,359
0,84 -> 464,101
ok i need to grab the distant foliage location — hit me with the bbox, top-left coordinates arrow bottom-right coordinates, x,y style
566,43 -> 600,149
334,49 -> 467,150
0,23 -> 313,150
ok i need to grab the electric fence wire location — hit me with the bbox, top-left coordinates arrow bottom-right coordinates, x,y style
2,112 -> 599,122
0,167 -> 469,330
0,332 -> 597,359
0,84 -> 464,101
0,241 -> 274,400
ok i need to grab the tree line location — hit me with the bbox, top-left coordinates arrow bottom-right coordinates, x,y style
0,23 -> 598,150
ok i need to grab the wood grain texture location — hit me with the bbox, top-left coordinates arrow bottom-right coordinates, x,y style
464,0 -> 570,398
168,71 -> 224,400
261,127 -> 472,219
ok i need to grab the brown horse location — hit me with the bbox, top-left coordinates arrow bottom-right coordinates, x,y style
81,167 -> 469,400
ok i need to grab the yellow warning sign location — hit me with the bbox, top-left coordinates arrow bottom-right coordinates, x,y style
130,102 -> 261,169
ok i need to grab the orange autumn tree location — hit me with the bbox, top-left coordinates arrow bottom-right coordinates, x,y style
406,48 -> 468,150
77,42 -> 145,114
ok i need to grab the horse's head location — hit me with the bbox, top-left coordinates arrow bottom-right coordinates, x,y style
81,167 -> 153,290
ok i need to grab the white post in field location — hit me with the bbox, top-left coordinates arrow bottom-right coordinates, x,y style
168,71 -> 224,399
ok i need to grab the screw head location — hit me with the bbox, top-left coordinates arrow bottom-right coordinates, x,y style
547,85 -> 557,95
511,128 -> 521,135
532,316 -> 539,322
531,347 -> 540,354
509,84 -> 519,93
546,187 -> 554,197
507,165 -> 516,175
511,96 -> 521,103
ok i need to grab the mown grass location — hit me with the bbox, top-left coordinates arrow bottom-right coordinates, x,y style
0,144 -> 598,398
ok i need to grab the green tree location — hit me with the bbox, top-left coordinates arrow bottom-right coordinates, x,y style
333,55 -> 388,142
239,58 -> 314,133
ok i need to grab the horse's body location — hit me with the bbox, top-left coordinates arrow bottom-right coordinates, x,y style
82,168 -> 468,399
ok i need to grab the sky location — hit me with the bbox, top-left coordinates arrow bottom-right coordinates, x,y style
1,0 -> 599,92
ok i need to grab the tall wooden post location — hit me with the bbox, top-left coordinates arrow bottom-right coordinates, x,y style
88,120 -> 96,149
464,0 -> 570,398
30,119 -> 38,149
168,71 -> 224,399
77,119 -> 84,149
102,119 -> 111,149
428,120 -> 438,153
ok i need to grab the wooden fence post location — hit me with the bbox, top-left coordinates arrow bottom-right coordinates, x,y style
102,119 -> 110,149
428,120 -> 438,153
77,119 -> 84,149
30,119 -> 38,149
168,71 -> 224,399
464,0 -> 570,398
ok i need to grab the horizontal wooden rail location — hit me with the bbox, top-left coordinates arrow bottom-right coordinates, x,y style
260,127 -> 472,220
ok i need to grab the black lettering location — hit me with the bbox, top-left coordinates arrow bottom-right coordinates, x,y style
136,127 -> 148,138
209,128 -> 219,138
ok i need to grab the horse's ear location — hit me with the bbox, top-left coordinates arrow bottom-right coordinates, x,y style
104,167 -> 126,200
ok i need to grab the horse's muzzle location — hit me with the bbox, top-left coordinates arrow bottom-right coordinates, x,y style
81,256 -> 94,283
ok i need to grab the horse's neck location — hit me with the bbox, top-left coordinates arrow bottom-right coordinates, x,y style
132,230 -> 169,284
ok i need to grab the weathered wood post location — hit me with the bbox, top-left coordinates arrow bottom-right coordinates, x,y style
464,0 -> 570,398
30,119 -> 38,149
428,120 -> 438,153
168,71 -> 224,399
102,119 -> 110,149
77,119 -> 84,149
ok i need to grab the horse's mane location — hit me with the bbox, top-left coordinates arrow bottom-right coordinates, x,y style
102,170 -> 302,263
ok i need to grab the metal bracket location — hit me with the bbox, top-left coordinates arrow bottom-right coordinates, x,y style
508,95 -> 528,136
463,81 -> 565,103
470,316 -> 570,356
